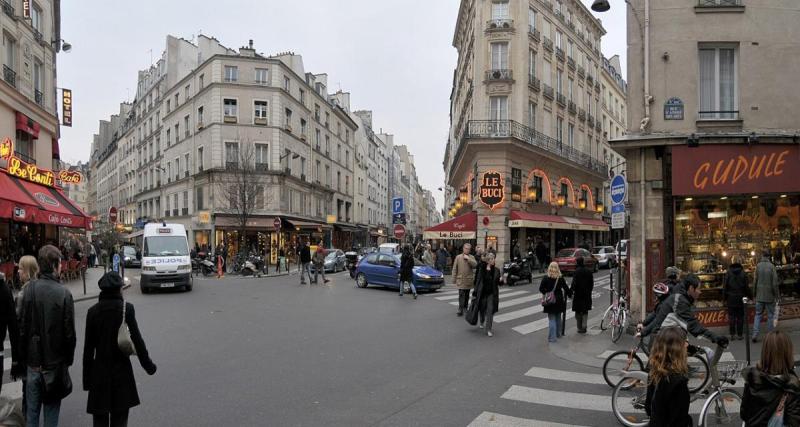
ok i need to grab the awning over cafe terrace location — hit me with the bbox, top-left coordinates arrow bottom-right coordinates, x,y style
508,211 -> 609,232
423,211 -> 477,240
0,172 -> 92,229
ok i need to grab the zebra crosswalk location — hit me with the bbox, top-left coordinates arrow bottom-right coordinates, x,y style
429,274 -> 611,337
1,340 -> 22,401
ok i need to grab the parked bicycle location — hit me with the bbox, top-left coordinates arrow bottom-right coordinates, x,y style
600,287 -> 629,343
610,341 -> 740,427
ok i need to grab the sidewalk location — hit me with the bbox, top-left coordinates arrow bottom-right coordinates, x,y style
63,266 -> 132,303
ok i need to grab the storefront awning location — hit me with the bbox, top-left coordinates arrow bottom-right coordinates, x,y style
215,216 -> 277,228
0,172 -> 92,229
15,112 -> 40,139
334,223 -> 362,233
423,211 -> 477,240
286,219 -> 331,230
508,211 -> 609,232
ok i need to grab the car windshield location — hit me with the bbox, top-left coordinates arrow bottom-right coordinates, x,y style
325,252 -> 338,260
124,247 -> 137,256
556,249 -> 576,258
144,236 -> 189,257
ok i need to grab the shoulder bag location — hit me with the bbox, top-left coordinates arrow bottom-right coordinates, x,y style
541,278 -> 557,307
767,393 -> 788,427
118,301 -> 136,356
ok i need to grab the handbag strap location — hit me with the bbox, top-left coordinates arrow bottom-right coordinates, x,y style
775,392 -> 788,415
121,299 -> 126,326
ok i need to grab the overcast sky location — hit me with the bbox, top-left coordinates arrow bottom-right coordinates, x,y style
57,0 -> 626,213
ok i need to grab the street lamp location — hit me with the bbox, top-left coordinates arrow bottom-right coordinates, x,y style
527,186 -> 538,203
596,201 -> 604,214
591,0 -> 610,12
557,194 -> 566,207
579,198 -> 587,210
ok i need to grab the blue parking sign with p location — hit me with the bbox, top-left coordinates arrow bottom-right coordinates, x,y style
392,197 -> 404,214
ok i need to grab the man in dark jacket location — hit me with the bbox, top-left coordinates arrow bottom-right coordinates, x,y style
570,257 -> 594,333
19,245 -> 76,426
399,245 -> 417,299
298,240 -> 312,285
435,246 -> 448,273
752,251 -> 780,342
535,240 -> 548,273
474,253 -> 501,337
639,274 -> 726,347
723,261 -> 751,340
0,274 -> 20,394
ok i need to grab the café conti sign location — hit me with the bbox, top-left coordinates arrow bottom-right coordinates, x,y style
0,137 -> 83,187
672,144 -> 800,196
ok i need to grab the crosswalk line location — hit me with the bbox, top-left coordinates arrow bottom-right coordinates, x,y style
3,357 -> 9,371
500,294 -> 541,309
0,381 -> 22,401
524,366 -> 607,385
493,306 -> 541,323
448,290 -> 532,306
435,294 -> 461,301
513,311 -> 576,335
468,411 -> 589,427
436,289 -> 528,301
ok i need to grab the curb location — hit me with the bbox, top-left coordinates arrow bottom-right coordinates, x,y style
73,283 -> 131,303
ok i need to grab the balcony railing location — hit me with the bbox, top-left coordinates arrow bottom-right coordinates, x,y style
528,75 -> 540,92
568,101 -> 577,114
542,84 -> 554,100
255,162 -> 269,171
555,48 -> 565,62
3,65 -> 16,88
34,90 -> 43,106
556,93 -> 566,107
543,37 -> 554,52
577,65 -> 585,78
698,0 -> 741,5
528,27 -> 540,42
698,110 -> 740,120
485,69 -> 513,81
1,0 -> 13,17
462,120 -> 607,175
486,19 -> 514,31
225,161 -> 239,170
567,57 -> 576,70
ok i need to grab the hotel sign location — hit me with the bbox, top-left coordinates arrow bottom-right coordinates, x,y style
479,170 -> 505,209
672,144 -> 799,196
62,89 -> 73,127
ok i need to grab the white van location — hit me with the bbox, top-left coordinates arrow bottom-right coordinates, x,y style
140,223 -> 193,293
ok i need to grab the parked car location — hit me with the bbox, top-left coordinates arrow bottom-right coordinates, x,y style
123,245 -> 141,268
554,247 -> 598,274
312,249 -> 346,273
354,253 -> 444,292
592,246 -> 617,269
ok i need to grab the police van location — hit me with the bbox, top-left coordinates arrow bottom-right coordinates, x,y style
140,223 -> 193,293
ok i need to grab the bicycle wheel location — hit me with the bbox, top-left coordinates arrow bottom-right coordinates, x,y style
687,354 -> 711,394
611,310 -> 627,343
600,305 -> 614,331
699,389 -> 742,427
611,375 -> 650,427
603,350 -> 645,388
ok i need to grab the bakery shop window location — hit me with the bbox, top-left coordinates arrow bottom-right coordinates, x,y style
674,195 -> 800,308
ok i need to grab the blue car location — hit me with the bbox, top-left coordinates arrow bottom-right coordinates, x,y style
354,253 -> 444,292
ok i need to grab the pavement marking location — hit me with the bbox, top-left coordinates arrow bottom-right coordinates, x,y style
493,306 -> 542,323
468,411 -> 589,427
523,366 -> 607,385
499,294 -> 541,309
513,311 -> 576,335
2,357 -> 9,371
0,381 -> 22,401
447,290 -> 532,306
435,294 -> 462,301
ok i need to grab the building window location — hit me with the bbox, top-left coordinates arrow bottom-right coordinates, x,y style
568,78 -> 574,100
199,74 -> 204,89
528,102 -> 536,128
492,0 -> 509,19
529,49 -> 536,79
197,106 -> 204,125
254,101 -> 268,121
315,129 -> 321,150
529,8 -> 537,30
542,59 -> 551,86
556,31 -> 562,49
196,187 -> 204,210
699,46 -> 737,119
31,4 -> 42,31
490,42 -> 508,70
284,108 -> 292,128
489,96 -> 508,121
284,76 -> 290,91
326,165 -> 331,187
556,117 -> 564,143
315,160 -> 321,183
255,143 -> 269,170
174,93 -> 179,107
185,84 -> 191,99
337,171 -> 341,191
174,124 -> 179,144
184,153 -> 190,177
255,68 -> 269,85
256,186 -> 265,210
299,89 -> 305,104
223,99 -> 238,118
183,192 -> 189,215
184,115 -> 190,137
166,129 -> 170,147
557,70 -> 563,94
4,34 -> 16,71
325,112 -> 330,128
325,135 -> 331,155
225,142 -> 239,167
224,65 -> 238,82
197,146 -> 204,172
337,143 -> 341,163
568,123 -> 574,147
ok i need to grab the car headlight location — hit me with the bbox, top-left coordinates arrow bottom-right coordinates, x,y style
124,257 -> 131,261
177,264 -> 192,271
142,266 -> 156,271
417,273 -> 431,279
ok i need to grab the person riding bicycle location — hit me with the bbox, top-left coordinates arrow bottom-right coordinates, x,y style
662,266 -> 681,294
638,274 -> 728,349
641,281 -> 672,330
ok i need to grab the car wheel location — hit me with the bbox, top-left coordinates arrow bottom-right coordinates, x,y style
185,284 -> 193,292
356,273 -> 368,288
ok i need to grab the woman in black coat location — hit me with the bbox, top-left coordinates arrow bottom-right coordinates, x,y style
474,253 -> 501,337
83,272 -> 156,427
399,246 -> 417,299
570,257 -> 594,334
722,261 -> 751,340
539,262 -> 572,343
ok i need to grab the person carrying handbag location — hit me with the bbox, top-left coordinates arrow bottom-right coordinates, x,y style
539,262 -> 571,343
83,272 -> 156,427
741,330 -> 800,426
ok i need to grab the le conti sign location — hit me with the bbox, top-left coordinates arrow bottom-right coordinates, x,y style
0,138 -> 82,187
672,144 -> 799,196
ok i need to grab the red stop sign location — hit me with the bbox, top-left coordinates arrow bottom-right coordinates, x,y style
393,224 -> 406,240
108,207 -> 118,224
273,217 -> 282,231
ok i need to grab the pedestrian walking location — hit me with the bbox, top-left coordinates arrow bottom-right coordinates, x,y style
435,245 -> 448,273
570,257 -> 594,334
89,244 -> 97,269
741,330 -> 800,426
18,245 -> 76,427
399,246 -> 417,299
0,268 -> 20,396
474,253 -> 500,337
752,251 -> 780,342
539,262 -> 571,343
299,240 -> 312,285
83,272 -> 157,427
644,327 -> 693,427
313,242 -> 329,284
422,245 -> 434,268
13,255 -> 38,415
722,260 -> 751,341
452,243 -> 477,316
535,240 -> 547,273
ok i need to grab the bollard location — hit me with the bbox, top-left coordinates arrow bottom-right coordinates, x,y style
743,297 -> 751,366
82,266 -> 86,295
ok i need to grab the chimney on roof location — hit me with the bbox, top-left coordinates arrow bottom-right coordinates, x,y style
249,39 -> 253,49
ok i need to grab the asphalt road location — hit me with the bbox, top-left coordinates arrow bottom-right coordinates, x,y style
50,268 -> 617,426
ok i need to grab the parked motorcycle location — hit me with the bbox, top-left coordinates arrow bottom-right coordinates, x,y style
193,252 -> 216,277
502,252 -> 534,286
233,253 -> 260,277
345,251 -> 359,278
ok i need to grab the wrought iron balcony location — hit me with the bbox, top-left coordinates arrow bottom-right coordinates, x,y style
567,57 -> 576,70
556,93 -> 566,107
698,110 -> 740,120
578,108 -> 586,121
3,65 -> 15,88
554,9 -> 564,22
255,162 -> 269,172
1,0 -> 13,17
528,27 -> 540,42
528,75 -> 540,92
555,48 -> 565,62
568,101 -> 577,114
34,90 -> 43,106
698,0 -> 740,6
543,37 -> 554,52
486,19 -> 514,31
577,65 -> 585,78
461,120 -> 607,175
542,84 -> 554,100
485,69 -> 513,81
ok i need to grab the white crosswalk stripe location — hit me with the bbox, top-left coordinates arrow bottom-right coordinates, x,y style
596,349 -> 737,363
499,294 -> 541,309
513,311 -> 576,335
468,411 -> 589,427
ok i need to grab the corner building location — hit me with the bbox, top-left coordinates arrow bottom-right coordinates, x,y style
445,0 -> 610,265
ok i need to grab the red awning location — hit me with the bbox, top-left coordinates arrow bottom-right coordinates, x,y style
51,137 -> 60,160
15,112 -> 40,139
508,211 -> 609,232
423,211 -> 477,240
0,172 -> 91,229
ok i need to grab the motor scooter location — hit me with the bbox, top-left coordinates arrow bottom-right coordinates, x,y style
345,251 -> 359,278
502,252 -> 534,286
194,252 -> 216,276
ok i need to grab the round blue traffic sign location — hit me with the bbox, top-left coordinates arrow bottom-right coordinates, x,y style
610,175 -> 627,205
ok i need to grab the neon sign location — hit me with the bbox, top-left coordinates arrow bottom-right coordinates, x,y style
479,170 -> 505,209
1,137 -> 83,187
